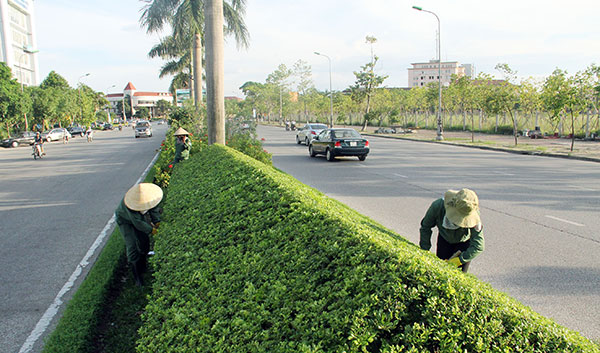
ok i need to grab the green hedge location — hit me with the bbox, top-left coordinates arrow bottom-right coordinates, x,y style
138,145 -> 598,352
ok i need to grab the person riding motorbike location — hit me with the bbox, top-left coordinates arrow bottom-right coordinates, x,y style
33,132 -> 45,155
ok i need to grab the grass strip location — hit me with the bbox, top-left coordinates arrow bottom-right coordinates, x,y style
42,166 -> 157,353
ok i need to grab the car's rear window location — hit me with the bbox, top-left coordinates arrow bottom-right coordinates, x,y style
310,124 -> 327,130
332,130 -> 361,139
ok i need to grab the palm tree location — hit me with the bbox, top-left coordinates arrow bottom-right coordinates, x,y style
149,34 -> 194,99
140,0 -> 249,108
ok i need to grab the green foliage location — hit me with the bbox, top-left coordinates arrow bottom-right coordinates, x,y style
138,146 -> 599,353
40,70 -> 70,90
226,132 -> 272,165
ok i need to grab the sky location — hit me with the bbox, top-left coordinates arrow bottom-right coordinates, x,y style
35,0 -> 600,98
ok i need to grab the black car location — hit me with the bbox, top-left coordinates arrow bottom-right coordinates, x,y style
103,123 -> 114,130
1,131 -> 37,148
67,126 -> 86,137
309,128 -> 370,161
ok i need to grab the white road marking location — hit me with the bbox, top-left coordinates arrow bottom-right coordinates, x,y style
545,215 -> 585,227
393,173 -> 408,178
19,151 -> 161,353
492,171 -> 515,176
567,185 -> 597,192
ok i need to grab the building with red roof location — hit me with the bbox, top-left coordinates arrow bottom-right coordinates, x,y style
105,82 -> 172,118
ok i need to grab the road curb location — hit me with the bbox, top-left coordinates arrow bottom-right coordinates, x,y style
362,133 -> 600,164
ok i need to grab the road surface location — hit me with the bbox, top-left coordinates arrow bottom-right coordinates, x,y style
0,124 -> 167,353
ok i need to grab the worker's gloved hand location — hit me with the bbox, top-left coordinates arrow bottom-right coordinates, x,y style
151,228 -> 158,235
446,257 -> 462,267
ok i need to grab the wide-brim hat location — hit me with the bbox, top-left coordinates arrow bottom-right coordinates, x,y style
444,188 -> 480,228
173,127 -> 189,136
124,183 -> 164,211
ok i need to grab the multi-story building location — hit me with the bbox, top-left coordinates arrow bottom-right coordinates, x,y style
408,60 -> 474,88
105,82 -> 172,118
0,0 -> 39,86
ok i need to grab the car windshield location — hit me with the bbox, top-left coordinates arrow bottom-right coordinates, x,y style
137,122 -> 150,127
310,124 -> 327,130
332,130 -> 361,139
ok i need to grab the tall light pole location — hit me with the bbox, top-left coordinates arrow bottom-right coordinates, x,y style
413,5 -> 443,141
105,84 -> 116,124
78,73 -> 90,125
314,52 -> 334,128
18,45 -> 38,131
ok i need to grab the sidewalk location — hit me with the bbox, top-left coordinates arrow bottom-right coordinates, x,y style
360,127 -> 600,163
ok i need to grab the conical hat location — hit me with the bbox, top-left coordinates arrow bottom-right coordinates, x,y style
124,183 -> 164,211
444,188 -> 480,228
173,127 -> 189,136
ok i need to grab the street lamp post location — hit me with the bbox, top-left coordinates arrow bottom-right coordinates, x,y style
412,6 -> 443,141
78,73 -> 90,125
18,45 -> 38,131
314,52 -> 334,128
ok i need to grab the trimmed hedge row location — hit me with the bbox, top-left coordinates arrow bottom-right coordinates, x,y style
138,145 -> 599,352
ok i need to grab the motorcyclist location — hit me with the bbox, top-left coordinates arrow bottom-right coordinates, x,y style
33,132 -> 45,155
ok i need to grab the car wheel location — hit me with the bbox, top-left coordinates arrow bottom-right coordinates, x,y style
46,137 -> 51,142
135,136 -> 139,138
11,141 -> 18,148
305,137 -> 309,145
326,148 -> 335,162
309,145 -> 316,157
296,135 -> 301,144
358,155 -> 367,161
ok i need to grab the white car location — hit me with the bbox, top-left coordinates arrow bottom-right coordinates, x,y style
43,128 -> 71,142
296,123 -> 328,145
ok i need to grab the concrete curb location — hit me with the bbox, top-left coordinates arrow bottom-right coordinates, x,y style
362,133 -> 600,164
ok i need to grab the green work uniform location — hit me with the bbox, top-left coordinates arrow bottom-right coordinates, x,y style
419,198 -> 484,263
174,136 -> 192,163
114,198 -> 160,264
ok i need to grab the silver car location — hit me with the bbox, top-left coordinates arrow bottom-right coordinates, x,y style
134,121 -> 153,138
295,123 -> 328,145
42,128 -> 71,142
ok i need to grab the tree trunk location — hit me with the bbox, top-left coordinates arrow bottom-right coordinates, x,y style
193,33 -> 203,107
204,0 -> 225,145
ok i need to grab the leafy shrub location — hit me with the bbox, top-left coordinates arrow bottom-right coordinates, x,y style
138,146 -> 599,353
226,132 -> 272,166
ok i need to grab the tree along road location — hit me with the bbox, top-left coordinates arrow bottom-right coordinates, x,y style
0,124 -> 167,353
258,124 -> 600,340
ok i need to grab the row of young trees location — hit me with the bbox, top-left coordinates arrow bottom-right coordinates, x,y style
230,48 -> 600,150
0,64 -> 109,138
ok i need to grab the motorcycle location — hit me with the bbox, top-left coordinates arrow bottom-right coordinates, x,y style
32,143 -> 42,160
285,121 -> 290,131
290,121 -> 297,131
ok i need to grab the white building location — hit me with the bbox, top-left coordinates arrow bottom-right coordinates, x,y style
408,60 -> 474,88
105,82 -> 172,118
0,0 -> 39,86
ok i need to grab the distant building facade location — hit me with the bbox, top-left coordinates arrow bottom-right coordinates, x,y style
105,82 -> 172,118
0,0 -> 39,86
408,60 -> 475,88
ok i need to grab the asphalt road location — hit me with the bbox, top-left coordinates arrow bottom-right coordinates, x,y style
0,124 -> 167,353
257,124 -> 600,340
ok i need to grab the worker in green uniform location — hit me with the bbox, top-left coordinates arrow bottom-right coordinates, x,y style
173,127 -> 192,163
419,188 -> 484,273
115,183 -> 163,286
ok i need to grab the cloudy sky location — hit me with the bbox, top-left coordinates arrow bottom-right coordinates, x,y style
35,0 -> 600,97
